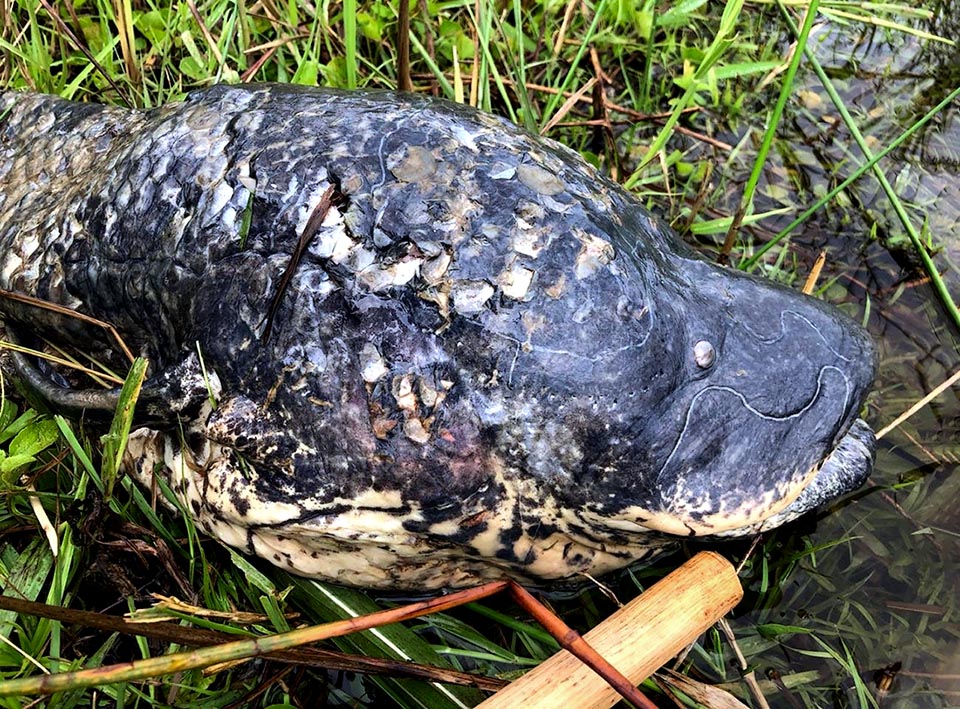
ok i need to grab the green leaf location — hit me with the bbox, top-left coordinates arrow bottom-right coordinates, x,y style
356,11 -> 383,42
0,409 -> 37,445
179,55 -> 206,80
658,0 -> 709,27
289,576 -> 481,708
291,58 -> 319,87
690,207 -> 793,234
101,358 -> 147,503
135,8 -> 171,48
0,453 -> 36,484
713,60 -> 783,80
8,418 -> 60,458
756,623 -> 811,638
227,547 -> 278,596
320,56 -> 348,88
0,538 -> 54,640
0,399 -> 17,433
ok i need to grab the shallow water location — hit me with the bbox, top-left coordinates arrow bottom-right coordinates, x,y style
680,10 -> 960,708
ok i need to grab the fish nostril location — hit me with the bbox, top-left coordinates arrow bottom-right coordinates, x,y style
693,340 -> 716,369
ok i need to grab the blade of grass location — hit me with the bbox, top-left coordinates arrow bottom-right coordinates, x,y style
719,0 -> 819,259
99,357 -> 147,503
53,416 -> 99,483
0,593 -> 508,691
539,0 -> 608,132
0,580 -> 512,699
290,577 -> 480,708
465,0 -> 518,123
464,602 -> 559,650
510,0 -> 532,125
343,0 -> 358,89
819,7 -> 954,44
114,0 -> 139,83
418,613 -> 547,666
742,84 -> 960,271
625,0 -> 746,187
0,538 -> 54,641
409,33 -> 454,97
775,0 -> 960,332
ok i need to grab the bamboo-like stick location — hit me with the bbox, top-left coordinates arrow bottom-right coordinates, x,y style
479,551 -> 743,709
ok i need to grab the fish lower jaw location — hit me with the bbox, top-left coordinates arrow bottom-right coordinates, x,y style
747,417 -> 875,534
231,524 -> 671,589
577,418 -> 875,541
688,417 -> 875,539
120,416 -> 873,589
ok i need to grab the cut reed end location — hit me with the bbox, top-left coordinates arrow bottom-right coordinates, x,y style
479,551 -> 743,709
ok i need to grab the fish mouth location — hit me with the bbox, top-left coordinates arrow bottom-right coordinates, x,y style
755,417 -> 875,531
628,415 -> 876,540
702,417 -> 875,539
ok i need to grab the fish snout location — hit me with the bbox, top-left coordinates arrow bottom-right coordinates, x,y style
688,260 -> 876,428
641,261 -> 877,537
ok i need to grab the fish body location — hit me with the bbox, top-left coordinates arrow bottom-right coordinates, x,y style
0,85 -> 875,589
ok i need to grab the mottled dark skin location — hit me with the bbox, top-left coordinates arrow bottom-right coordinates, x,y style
0,85 -> 876,588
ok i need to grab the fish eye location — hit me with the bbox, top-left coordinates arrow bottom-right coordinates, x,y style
693,340 -> 716,369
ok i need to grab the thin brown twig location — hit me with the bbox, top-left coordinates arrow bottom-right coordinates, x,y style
876,367 -> 960,439
553,0 -> 580,56
61,2 -> 88,56
735,533 -> 765,576
551,118 -> 634,127
681,161 -> 714,234
397,0 -> 413,92
241,45 -> 278,82
224,665 -> 295,705
589,44 -> 620,180
500,77 -> 696,121
2,25 -> 33,88
0,289 -> 135,364
35,0 -> 132,107
0,594 -> 506,691
186,0 -> 224,66
243,34 -> 312,54
0,579 -> 654,706
509,583 -> 657,709
261,185 -> 337,343
663,122 -> 733,151
898,427 -> 946,465
417,0 -> 439,95
505,78 -> 727,153
717,618 -> 770,709
540,77 -> 597,135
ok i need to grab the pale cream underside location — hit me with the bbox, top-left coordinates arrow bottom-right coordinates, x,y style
124,423 -> 673,589
123,410 -> 815,588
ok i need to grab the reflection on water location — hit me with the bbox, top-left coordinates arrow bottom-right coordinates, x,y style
693,8 -> 959,707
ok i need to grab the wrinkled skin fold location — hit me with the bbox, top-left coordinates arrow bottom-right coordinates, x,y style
0,85 -> 876,589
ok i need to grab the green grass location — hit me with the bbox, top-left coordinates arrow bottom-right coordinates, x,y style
1,0 -> 958,706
